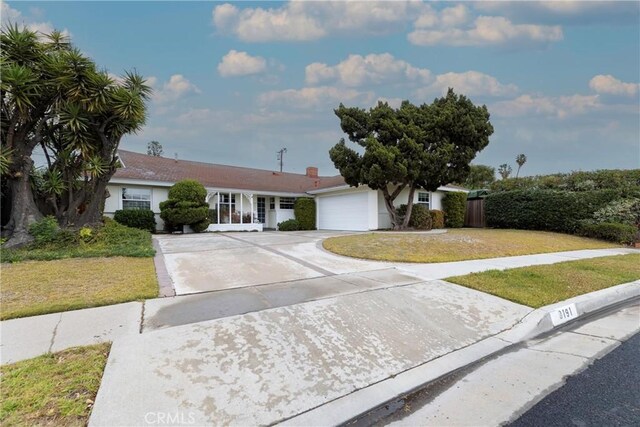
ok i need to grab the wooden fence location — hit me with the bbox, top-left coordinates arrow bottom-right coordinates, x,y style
464,198 -> 486,228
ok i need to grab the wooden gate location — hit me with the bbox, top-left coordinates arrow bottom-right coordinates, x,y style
465,198 -> 486,228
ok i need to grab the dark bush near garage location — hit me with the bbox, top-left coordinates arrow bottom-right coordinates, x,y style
113,209 -> 156,233
278,219 -> 300,231
396,204 -> 432,230
485,189 -> 620,234
442,192 -> 467,228
430,210 -> 445,229
160,180 -> 209,233
578,222 -> 637,244
294,198 -> 316,230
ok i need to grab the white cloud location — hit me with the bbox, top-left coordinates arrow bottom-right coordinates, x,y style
416,71 -> 518,98
492,94 -> 601,118
305,53 -> 431,87
258,86 -> 374,110
218,50 -> 267,77
589,75 -> 639,97
409,15 -> 563,47
1,1 -> 70,38
151,74 -> 201,104
212,1 -> 423,42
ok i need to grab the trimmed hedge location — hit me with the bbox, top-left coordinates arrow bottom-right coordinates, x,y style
294,198 -> 316,230
578,222 -> 637,244
397,204 -> 432,230
113,209 -> 156,233
442,192 -> 467,228
430,210 -> 445,229
278,219 -> 300,231
485,189 -> 620,234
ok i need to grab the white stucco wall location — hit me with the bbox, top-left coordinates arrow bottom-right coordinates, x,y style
376,186 -> 449,229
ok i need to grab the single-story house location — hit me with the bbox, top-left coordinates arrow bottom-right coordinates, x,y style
105,150 -> 467,232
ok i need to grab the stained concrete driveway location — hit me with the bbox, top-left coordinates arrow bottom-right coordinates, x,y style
154,231 -> 391,295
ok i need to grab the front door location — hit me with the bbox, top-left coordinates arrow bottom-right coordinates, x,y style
257,197 -> 266,224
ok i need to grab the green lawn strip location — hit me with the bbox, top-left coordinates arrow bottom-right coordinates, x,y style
446,254 -> 640,308
0,343 -> 110,427
1,219 -> 155,263
1,257 -> 158,320
322,229 -> 618,263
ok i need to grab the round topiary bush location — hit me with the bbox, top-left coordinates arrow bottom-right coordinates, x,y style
160,180 -> 210,233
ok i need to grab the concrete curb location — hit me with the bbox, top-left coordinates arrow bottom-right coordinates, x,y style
152,237 -> 176,297
278,280 -> 640,426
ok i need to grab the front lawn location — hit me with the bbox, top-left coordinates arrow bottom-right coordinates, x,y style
0,343 -> 110,427
446,254 -> 640,308
323,229 -> 619,263
1,257 -> 158,320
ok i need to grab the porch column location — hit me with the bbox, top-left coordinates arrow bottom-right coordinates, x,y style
249,194 -> 254,223
240,193 -> 243,224
216,192 -> 220,225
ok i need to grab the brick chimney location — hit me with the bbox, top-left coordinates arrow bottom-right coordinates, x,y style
306,166 -> 318,178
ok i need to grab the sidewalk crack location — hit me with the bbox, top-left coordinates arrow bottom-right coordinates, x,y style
48,313 -> 63,353
139,301 -> 146,334
568,330 -> 622,343
523,346 -> 589,360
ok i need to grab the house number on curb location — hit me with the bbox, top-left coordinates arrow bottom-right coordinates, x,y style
549,303 -> 579,326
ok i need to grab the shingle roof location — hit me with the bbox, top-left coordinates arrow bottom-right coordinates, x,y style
113,150 -> 346,194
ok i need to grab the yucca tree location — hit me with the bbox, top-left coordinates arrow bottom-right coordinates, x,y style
1,25 -> 150,247
515,153 -> 527,178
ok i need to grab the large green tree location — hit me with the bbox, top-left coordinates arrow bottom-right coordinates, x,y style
1,25 -> 150,247
463,164 -> 496,189
330,89 -> 493,229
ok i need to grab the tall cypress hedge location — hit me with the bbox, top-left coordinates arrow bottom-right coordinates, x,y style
485,189 -> 620,233
294,198 -> 316,230
442,192 -> 467,228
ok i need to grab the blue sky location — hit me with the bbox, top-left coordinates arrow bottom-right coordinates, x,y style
3,1 -> 639,177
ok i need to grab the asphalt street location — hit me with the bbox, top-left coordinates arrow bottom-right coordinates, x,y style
511,331 -> 640,427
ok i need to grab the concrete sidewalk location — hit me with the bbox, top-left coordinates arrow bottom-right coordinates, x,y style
89,280 -> 533,426
1,247 -> 636,365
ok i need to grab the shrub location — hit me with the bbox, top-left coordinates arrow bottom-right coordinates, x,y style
490,169 -> 640,194
485,189 -> 620,234
578,222 -> 637,244
442,192 -> 467,228
168,179 -> 207,203
278,219 -> 300,231
592,198 -> 640,227
294,198 -> 316,230
430,210 -> 445,229
113,209 -> 157,233
396,204 -> 432,230
28,216 -> 60,245
160,180 -> 209,233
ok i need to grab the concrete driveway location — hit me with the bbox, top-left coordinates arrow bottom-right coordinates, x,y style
155,230 -> 390,295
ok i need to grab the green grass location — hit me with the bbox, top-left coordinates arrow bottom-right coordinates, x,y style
446,254 -> 640,308
0,343 -> 110,427
323,229 -> 619,263
1,219 -> 155,263
1,257 -> 158,320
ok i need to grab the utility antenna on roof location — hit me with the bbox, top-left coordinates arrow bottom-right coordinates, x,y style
276,147 -> 287,172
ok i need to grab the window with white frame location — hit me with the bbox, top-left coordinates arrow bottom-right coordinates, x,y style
269,197 -> 275,209
417,192 -> 430,209
279,197 -> 295,209
122,188 -> 151,210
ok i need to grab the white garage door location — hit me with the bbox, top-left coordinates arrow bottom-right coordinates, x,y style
318,192 -> 369,231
